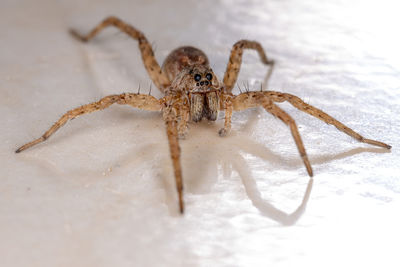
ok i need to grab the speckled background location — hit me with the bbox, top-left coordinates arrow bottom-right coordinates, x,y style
1,0 -> 399,266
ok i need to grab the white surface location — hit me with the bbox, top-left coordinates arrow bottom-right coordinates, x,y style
1,0 -> 400,266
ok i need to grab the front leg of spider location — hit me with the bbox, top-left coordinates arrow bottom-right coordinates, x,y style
15,93 -> 161,153
162,94 -> 187,213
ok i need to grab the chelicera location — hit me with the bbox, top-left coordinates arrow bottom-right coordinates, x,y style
16,16 -> 391,213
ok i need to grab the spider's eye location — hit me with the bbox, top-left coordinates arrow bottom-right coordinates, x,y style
194,74 -> 201,81
206,73 -> 213,81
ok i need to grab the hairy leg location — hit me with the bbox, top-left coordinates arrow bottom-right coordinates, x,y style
264,91 -> 392,149
224,92 -> 312,175
16,93 -> 161,153
177,103 -> 190,139
166,120 -> 184,213
70,16 -> 170,91
223,40 -> 275,93
225,92 -> 313,176
218,94 -> 233,136
262,98 -> 313,176
162,95 -> 186,213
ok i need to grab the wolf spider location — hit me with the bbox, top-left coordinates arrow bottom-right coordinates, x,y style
16,16 -> 391,213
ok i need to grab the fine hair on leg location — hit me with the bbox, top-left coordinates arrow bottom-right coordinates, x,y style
70,16 -> 171,91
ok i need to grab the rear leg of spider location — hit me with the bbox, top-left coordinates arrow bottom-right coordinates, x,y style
69,16 -> 170,91
223,40 -> 275,93
15,93 -> 161,153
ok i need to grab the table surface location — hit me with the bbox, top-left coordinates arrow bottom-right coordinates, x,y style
1,0 -> 399,266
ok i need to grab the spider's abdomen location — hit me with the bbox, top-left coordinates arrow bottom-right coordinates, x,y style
162,46 -> 209,81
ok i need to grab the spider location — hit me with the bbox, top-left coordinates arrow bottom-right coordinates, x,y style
16,16 -> 392,213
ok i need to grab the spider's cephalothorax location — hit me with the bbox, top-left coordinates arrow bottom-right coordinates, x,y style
164,47 -> 221,122
16,16 -> 391,214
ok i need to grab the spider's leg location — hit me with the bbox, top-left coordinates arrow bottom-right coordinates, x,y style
218,93 -> 233,137
177,102 -> 190,139
225,92 -> 313,176
265,91 -> 392,149
166,120 -> 184,213
262,98 -> 313,177
70,16 -> 170,91
16,93 -> 161,153
162,96 -> 186,213
223,40 -> 274,93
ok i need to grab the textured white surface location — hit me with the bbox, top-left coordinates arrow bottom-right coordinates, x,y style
1,0 -> 400,266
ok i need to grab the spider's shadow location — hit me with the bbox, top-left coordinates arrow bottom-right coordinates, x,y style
160,122 -> 389,223
231,153 -> 313,226
171,130 -> 312,224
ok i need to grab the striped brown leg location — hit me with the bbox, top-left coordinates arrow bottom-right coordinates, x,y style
218,93 -> 233,137
224,90 -> 391,175
70,16 -> 171,91
223,40 -> 275,93
261,98 -> 313,177
225,92 -> 313,176
15,93 -> 161,153
162,95 -> 186,213
264,91 -> 392,149
165,120 -> 184,213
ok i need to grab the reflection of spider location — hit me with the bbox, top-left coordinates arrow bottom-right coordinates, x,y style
16,16 -> 391,213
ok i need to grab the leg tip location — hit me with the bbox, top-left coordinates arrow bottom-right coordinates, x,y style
363,138 -> 392,150
69,28 -> 88,42
306,164 -> 314,177
218,128 -> 228,137
179,201 -> 185,214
